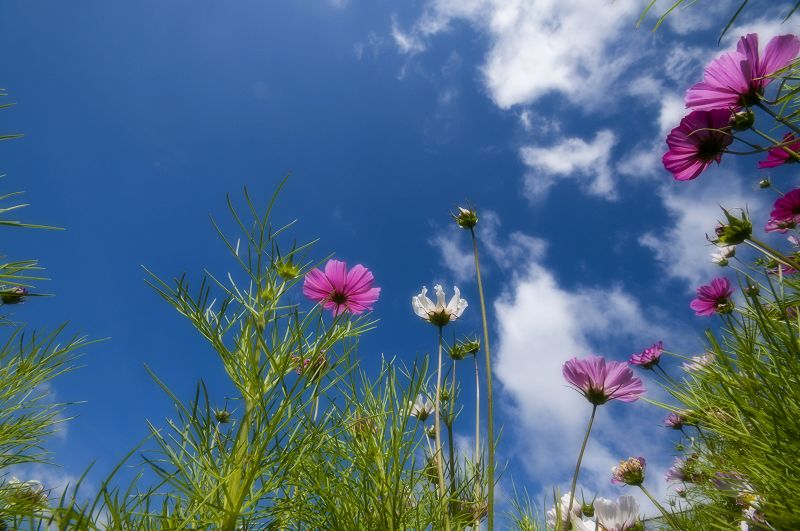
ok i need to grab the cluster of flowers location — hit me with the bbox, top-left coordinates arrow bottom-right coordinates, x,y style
547,492 -> 640,531
663,33 -> 800,181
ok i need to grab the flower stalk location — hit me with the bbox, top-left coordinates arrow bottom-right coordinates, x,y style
567,404 -> 597,522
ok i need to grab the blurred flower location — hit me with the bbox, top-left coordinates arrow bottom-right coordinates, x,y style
412,284 -> 467,327
303,260 -> 380,316
593,496 -> 640,531
711,245 -> 736,266
759,132 -> 800,168
453,206 -> 478,229
1,286 -> 28,305
569,516 -> 598,531
686,33 -> 800,110
629,341 -> 663,369
690,277 -> 734,316
291,354 -> 328,381
408,394 -> 434,422
611,457 -> 646,486
563,356 -> 645,406
665,458 -> 689,482
682,353 -> 716,372
546,492 -> 582,530
664,411 -> 686,429
663,109 -> 733,181
5,477 -> 46,508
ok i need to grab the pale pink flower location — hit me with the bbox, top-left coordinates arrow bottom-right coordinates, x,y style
303,259 -> 380,316
629,341 -> 663,369
562,356 -> 645,406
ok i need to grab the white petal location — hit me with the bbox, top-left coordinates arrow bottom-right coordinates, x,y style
433,284 -> 446,310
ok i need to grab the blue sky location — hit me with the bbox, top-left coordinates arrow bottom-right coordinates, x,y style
1,0 -> 798,520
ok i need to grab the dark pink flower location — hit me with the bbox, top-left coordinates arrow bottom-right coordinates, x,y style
686,33 -> 800,111
663,109 -> 733,181
562,356 -> 645,406
303,259 -> 380,316
629,341 -> 663,369
770,188 -> 800,224
759,132 -> 800,168
690,277 -> 734,316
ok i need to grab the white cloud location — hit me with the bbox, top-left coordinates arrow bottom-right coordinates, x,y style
391,0 -> 648,109
520,130 -> 618,200
639,176 -> 766,290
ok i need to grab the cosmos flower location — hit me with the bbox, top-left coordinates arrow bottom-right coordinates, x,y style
765,189 -> 800,234
711,245 -> 736,266
411,284 -> 467,326
303,260 -> 380,316
665,457 -> 690,482
593,496 -> 640,531
663,109 -> 733,181
664,411 -> 686,429
759,132 -> 800,168
408,394 -> 435,422
682,353 -> 716,372
686,33 -> 800,111
611,456 -> 646,486
546,492 -> 582,530
629,341 -> 663,369
562,356 -> 645,406
689,277 -> 734,316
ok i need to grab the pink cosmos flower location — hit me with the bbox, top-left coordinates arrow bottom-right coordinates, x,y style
766,188 -> 800,233
759,132 -> 800,168
611,456 -> 646,486
686,33 -> 800,111
629,341 -> 663,369
663,109 -> 733,181
690,277 -> 734,316
665,458 -> 688,482
303,259 -> 380,316
562,356 -> 645,406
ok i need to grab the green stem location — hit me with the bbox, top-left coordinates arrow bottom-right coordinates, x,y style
221,398 -> 252,530
448,359 -> 457,499
746,237 -> 800,272
757,100 -> 800,136
470,227 -> 495,531
473,353 -> 481,529
750,126 -> 800,160
434,326 -> 450,529
638,484 -> 680,529
567,405 -> 597,523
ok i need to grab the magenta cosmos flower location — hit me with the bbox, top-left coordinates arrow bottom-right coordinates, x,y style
663,109 -> 733,181
562,356 -> 645,406
664,411 -> 686,429
303,259 -> 380,316
686,33 -> 800,111
690,277 -> 734,316
629,341 -> 663,369
765,188 -> 800,234
759,132 -> 800,168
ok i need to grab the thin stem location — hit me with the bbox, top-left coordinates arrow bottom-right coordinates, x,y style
567,405 -> 597,522
434,326 -> 450,529
746,237 -> 800,271
448,359 -> 457,499
751,126 -> 800,160
470,226 -> 495,531
639,484 -> 680,529
757,100 -> 800,136
473,353 -> 481,529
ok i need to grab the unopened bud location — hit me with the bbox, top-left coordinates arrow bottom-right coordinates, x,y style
453,206 -> 478,229
214,409 -> 231,424
1,286 -> 28,305
712,208 -> 752,246
758,178 -> 771,189
729,110 -> 755,131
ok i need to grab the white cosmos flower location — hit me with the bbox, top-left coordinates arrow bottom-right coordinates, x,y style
545,492 -> 582,530
711,245 -> 736,266
594,496 -> 639,531
411,284 -> 468,326
570,516 -> 598,531
408,394 -> 435,422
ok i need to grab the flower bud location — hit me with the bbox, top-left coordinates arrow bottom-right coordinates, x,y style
712,208 -> 752,246
759,178 -> 771,189
729,110 -> 755,130
1,286 -> 28,305
426,424 -> 437,439
448,344 -> 467,361
453,206 -> 478,229
214,409 -> 231,424
581,501 -> 594,517
611,456 -> 646,486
